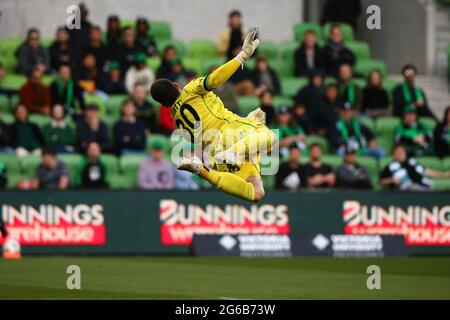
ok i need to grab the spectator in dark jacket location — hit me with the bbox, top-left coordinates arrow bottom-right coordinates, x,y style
67,2 -> 92,54
35,147 -> 69,190
276,144 -> 307,190
362,69 -> 389,117
82,25 -> 107,71
156,45 -> 177,79
42,104 -> 76,153
322,24 -> 355,77
250,55 -> 281,96
337,63 -> 362,111
48,27 -> 75,73
0,112 -> 12,153
105,15 -> 121,61
312,83 -> 340,135
10,104 -> 44,157
117,27 -> 147,74
136,17 -> 158,57
19,65 -> 51,115
393,64 -> 435,118
76,104 -> 110,152
434,106 -> 450,158
98,61 -> 127,94
336,145 -> 372,189
81,141 -> 108,189
259,90 -> 276,125
303,143 -> 336,188
50,64 -> 85,116
16,28 -> 50,75
131,83 -> 157,132
294,30 -> 324,77
321,0 -> 362,30
113,99 -> 147,154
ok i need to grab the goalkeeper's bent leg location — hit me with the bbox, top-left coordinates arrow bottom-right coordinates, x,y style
199,166 -> 256,202
225,126 -> 276,162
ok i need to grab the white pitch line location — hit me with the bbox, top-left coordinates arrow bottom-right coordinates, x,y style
219,297 -> 252,300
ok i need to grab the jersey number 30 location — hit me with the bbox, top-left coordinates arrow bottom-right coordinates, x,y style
175,104 -> 201,142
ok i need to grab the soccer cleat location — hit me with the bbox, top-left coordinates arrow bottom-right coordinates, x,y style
214,150 -> 241,170
176,156 -> 203,174
247,107 -> 266,125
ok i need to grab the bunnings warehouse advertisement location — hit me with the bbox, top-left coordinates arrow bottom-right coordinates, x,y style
0,191 -> 449,255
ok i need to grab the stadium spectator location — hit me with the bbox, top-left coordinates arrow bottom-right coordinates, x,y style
275,144 -> 307,191
131,83 -> 157,132
19,65 -> 51,115
76,104 -> 110,152
138,140 -> 175,190
67,2 -> 92,53
0,162 -> 6,189
209,66 -> 239,114
98,61 -> 127,94
165,58 -> 195,87
76,53 -> 99,95
35,147 -> 69,190
10,104 -> 44,157
323,24 -> 355,77
336,145 -> 372,189
0,63 -> 14,96
218,10 -> 246,60
175,146 -> 201,190
82,25 -> 107,71
394,105 -> 433,157
42,104 -> 76,153
113,99 -> 146,154
434,106 -> 450,158
250,55 -> 281,96
229,46 -> 256,96
136,17 -> 158,57
50,64 -> 85,116
117,26 -> 147,74
380,143 -> 450,191
156,45 -> 177,79
337,63 -> 361,111
329,102 -> 383,158
291,103 -> 314,134
362,69 -> 390,117
105,15 -> 121,61
304,143 -> 336,188
311,83 -> 340,135
259,90 -> 276,125
294,30 -> 324,77
81,141 -> 108,189
125,53 -> 155,93
270,106 -> 306,158
16,28 -> 50,75
48,27 -> 74,73
393,64 -> 434,118
0,112 -> 12,153
321,0 -> 362,30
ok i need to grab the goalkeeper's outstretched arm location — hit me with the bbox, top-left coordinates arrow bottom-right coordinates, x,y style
205,27 -> 260,90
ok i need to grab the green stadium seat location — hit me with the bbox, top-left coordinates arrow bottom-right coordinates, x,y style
237,96 -> 260,115
420,117 -> 437,131
281,77 -> 308,97
182,57 -> 204,76
157,39 -> 186,57
361,117 -> 375,132
0,94 -> 10,113
355,155 -> 378,185
147,57 -> 161,71
20,156 -> 41,179
0,54 -> 17,73
321,155 -> 342,169
345,41 -> 371,60
261,174 -> 275,190
1,113 -> 14,124
379,156 -> 393,173
324,76 -> 337,86
84,94 -> 107,116
257,41 -> 279,60
279,41 -> 299,68
187,40 -> 217,59
293,22 -> 322,42
0,38 -> 23,57
107,94 -> 128,118
432,178 -> 450,191
355,59 -> 388,79
120,19 -> 135,29
0,154 -> 21,178
29,114 -> 51,129
57,154 -> 83,187
0,74 -> 27,90
272,96 -> 294,108
40,39 -> 53,47
149,21 -> 172,42
100,154 -> 119,176
375,116 -> 400,136
322,22 -> 355,42
270,59 -> 294,78
119,154 -> 147,189
305,135 -> 330,154
202,57 -> 225,74
383,78 -> 399,103
417,156 -> 443,171
443,157 -> 450,171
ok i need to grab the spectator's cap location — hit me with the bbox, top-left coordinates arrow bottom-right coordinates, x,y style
404,104 -> 416,113
136,16 -> 148,24
108,61 -> 120,70
85,104 -> 99,111
344,143 -> 357,155
170,58 -> 182,66
135,53 -> 147,63
151,140 -> 165,150
276,106 -> 291,114
339,101 -> 353,110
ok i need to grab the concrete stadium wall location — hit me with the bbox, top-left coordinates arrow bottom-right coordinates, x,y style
0,0 -> 303,43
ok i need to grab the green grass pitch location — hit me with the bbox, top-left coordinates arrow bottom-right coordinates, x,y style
0,256 -> 449,299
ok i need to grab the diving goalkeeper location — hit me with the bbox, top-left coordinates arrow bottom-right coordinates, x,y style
150,27 -> 277,202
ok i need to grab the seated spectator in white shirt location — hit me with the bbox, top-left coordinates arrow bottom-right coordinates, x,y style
125,53 -> 155,94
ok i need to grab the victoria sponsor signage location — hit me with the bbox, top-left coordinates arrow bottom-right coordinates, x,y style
0,204 -> 106,245
343,200 -> 450,246
160,199 -> 290,245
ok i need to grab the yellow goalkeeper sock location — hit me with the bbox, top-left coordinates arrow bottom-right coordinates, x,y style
199,167 -> 255,202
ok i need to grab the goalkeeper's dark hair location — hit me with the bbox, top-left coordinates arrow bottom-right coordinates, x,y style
150,79 -> 180,107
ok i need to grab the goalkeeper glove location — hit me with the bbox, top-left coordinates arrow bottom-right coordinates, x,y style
236,27 -> 260,66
